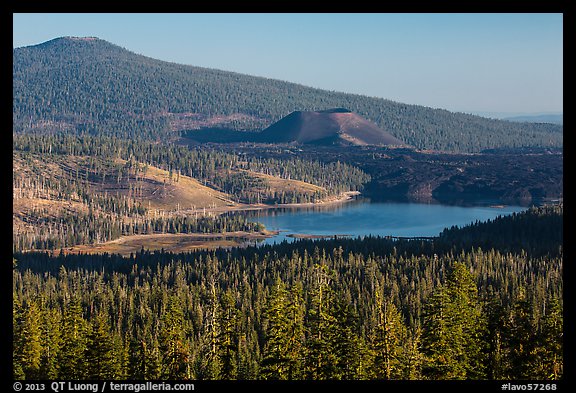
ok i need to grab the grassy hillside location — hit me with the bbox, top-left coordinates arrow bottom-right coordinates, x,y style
13,141 -> 360,252
109,158 -> 234,211
13,37 -> 562,152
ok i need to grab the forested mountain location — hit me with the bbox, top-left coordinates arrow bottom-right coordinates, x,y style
13,37 -> 562,153
13,204 -> 563,380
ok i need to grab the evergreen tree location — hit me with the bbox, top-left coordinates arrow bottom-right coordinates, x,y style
402,326 -> 424,380
38,307 -> 62,379
159,295 -> 191,379
58,297 -> 88,379
260,279 -> 304,380
13,300 -> 43,379
330,294 -> 364,379
500,288 -> 540,379
370,295 -> 409,379
284,282 -> 305,378
217,290 -> 240,379
484,290 -> 507,379
12,296 -> 25,380
128,338 -> 149,379
236,330 -> 261,380
84,311 -> 120,379
195,280 -> 223,379
304,264 -> 338,379
421,262 -> 487,379
535,296 -> 563,379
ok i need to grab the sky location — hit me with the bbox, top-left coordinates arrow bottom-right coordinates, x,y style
13,13 -> 563,116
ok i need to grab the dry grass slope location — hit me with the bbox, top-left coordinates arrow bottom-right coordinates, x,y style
110,159 -> 235,211
63,232 -> 273,256
14,152 -> 337,253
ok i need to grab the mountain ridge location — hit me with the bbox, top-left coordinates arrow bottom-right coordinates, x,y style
13,37 -> 563,152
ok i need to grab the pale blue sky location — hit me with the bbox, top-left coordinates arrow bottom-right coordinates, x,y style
13,13 -> 563,116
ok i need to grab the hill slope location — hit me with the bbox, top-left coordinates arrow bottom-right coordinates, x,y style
14,146 -> 357,252
13,37 -> 562,152
259,108 -> 406,146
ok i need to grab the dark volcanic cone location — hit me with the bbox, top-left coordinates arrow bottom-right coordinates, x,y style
259,108 -> 406,146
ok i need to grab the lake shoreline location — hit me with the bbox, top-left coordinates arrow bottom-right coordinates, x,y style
246,200 -> 528,246
51,230 -> 280,256
41,191 -> 361,256
175,190 -> 362,216
34,195 -> 527,255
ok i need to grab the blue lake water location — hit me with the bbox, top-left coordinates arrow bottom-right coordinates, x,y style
245,200 -> 527,245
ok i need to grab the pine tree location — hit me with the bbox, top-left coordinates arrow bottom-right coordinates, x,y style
38,307 -> 62,379
58,297 -> 88,379
13,294 -> 25,380
260,279 -> 304,380
502,288 -> 538,379
402,326 -> 424,380
304,264 -> 338,379
330,294 -> 364,379
217,289 -> 240,379
535,296 -> 563,379
13,300 -> 43,379
84,311 -> 120,379
195,280 -> 223,379
484,291 -> 507,379
260,279 -> 289,379
421,262 -> 487,379
370,295 -> 409,379
284,282 -> 305,378
159,295 -> 191,379
445,262 -> 488,379
236,329 -> 261,380
127,338 -> 142,379
128,338 -> 152,379
421,287 -> 455,378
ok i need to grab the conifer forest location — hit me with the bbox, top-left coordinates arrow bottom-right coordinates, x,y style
12,36 -> 563,384
13,206 -> 563,380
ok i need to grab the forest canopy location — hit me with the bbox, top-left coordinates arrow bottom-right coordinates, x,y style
13,205 -> 563,380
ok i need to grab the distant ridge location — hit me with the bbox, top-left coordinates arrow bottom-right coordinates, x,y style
503,114 -> 563,125
258,109 -> 406,146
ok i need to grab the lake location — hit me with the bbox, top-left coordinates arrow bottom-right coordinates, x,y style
245,199 -> 527,245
